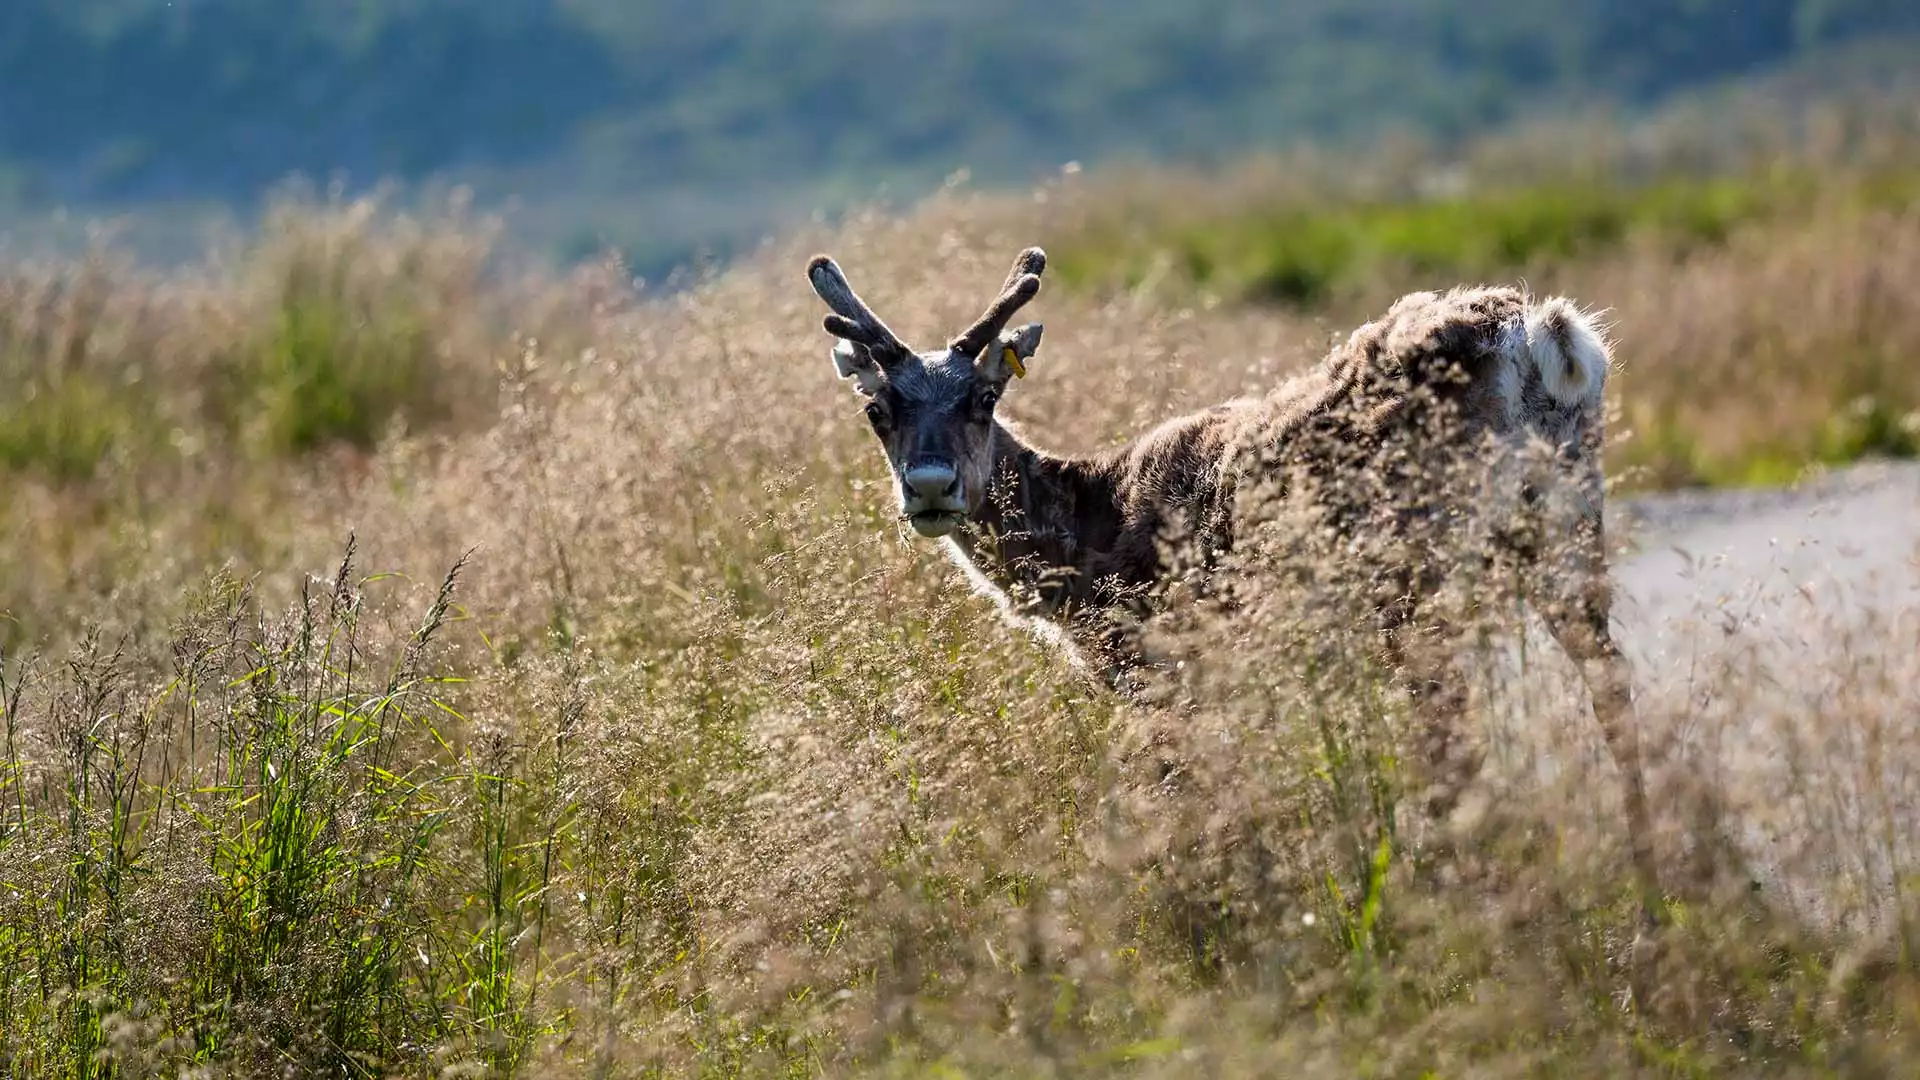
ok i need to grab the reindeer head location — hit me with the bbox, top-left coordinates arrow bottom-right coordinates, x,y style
808,247 -> 1047,538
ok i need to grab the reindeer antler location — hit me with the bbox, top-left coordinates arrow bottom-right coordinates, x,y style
808,255 -> 910,360
950,247 -> 1046,359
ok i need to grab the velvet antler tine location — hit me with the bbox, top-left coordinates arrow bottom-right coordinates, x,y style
822,314 -> 868,343
805,255 -> 866,322
999,247 -> 1047,293
808,254 -> 907,357
950,248 -> 1047,357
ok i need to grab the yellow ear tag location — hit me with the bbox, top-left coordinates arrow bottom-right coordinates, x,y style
1002,345 -> 1027,379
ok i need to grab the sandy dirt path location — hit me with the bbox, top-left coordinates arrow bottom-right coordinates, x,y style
1485,461 -> 1920,930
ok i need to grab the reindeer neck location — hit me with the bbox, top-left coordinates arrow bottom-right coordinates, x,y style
946,420 -> 1120,614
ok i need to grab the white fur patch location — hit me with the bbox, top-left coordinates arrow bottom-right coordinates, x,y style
831,339 -> 884,395
1493,344 -> 1522,425
941,537 -> 1089,667
1523,297 -> 1610,407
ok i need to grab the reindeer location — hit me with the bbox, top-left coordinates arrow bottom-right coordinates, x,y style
806,245 -> 1659,899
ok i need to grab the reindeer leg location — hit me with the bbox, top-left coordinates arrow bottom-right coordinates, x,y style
1542,586 -> 1656,887
1538,562 -> 1668,1009
1552,617 -> 1655,868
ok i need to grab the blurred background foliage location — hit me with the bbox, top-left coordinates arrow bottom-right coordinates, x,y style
4,0 -> 1920,274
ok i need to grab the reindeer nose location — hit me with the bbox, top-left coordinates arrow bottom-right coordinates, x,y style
903,464 -> 962,504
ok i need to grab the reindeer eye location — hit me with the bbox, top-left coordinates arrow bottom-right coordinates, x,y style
973,389 -> 1000,418
864,402 -> 888,430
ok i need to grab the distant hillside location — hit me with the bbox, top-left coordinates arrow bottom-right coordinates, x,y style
4,0 -> 1919,270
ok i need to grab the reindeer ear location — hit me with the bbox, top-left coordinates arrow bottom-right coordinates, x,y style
978,323 -> 1043,383
831,338 -> 885,396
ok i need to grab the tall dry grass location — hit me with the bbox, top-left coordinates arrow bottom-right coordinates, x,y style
0,159 -> 1917,1076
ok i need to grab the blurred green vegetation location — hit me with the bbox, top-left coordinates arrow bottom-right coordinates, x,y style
1621,399 -> 1920,491
1054,168 -> 1920,305
0,370 -> 152,483
218,253 -> 452,455
0,198 -> 502,485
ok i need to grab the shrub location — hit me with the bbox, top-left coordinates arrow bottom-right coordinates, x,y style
207,194 -> 503,455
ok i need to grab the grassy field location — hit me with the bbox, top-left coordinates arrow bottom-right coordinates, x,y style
2,124 -> 1920,1075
